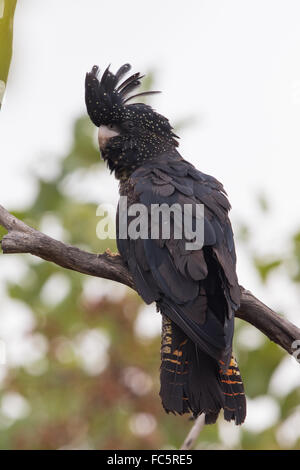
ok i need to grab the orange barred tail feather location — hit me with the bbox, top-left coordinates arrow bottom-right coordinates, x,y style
219,356 -> 246,425
159,316 -> 246,425
159,315 -> 224,424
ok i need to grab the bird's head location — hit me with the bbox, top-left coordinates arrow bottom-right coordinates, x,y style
85,63 -> 179,179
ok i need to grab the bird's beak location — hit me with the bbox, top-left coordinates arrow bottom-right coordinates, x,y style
98,125 -> 119,150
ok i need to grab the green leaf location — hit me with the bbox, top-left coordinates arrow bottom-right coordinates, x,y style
0,0 -> 17,107
257,192 -> 270,213
254,257 -> 282,283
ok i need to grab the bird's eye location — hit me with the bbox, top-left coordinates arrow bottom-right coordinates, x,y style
108,123 -> 115,130
124,121 -> 135,130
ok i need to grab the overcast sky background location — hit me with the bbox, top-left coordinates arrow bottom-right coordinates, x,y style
1,0 -> 300,438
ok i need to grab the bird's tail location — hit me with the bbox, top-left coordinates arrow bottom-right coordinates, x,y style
159,315 -> 246,425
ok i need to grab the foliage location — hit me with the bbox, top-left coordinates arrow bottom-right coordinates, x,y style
0,0 -> 17,108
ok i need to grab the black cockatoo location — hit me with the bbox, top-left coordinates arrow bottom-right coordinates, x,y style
85,63 -> 246,425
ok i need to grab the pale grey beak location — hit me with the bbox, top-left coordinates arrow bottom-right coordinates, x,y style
98,125 -> 119,150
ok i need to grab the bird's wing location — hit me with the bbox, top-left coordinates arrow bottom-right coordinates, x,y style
117,155 -> 240,362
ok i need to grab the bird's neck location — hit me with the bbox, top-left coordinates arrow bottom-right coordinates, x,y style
104,139 -> 179,181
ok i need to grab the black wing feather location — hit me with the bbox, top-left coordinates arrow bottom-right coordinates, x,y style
117,154 -> 240,365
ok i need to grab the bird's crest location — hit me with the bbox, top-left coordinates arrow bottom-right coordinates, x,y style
85,63 -> 161,127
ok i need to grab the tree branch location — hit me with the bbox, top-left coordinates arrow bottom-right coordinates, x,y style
180,415 -> 205,450
0,204 -> 299,357
0,205 -> 134,289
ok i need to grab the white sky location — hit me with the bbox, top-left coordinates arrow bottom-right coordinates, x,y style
1,0 -> 300,317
